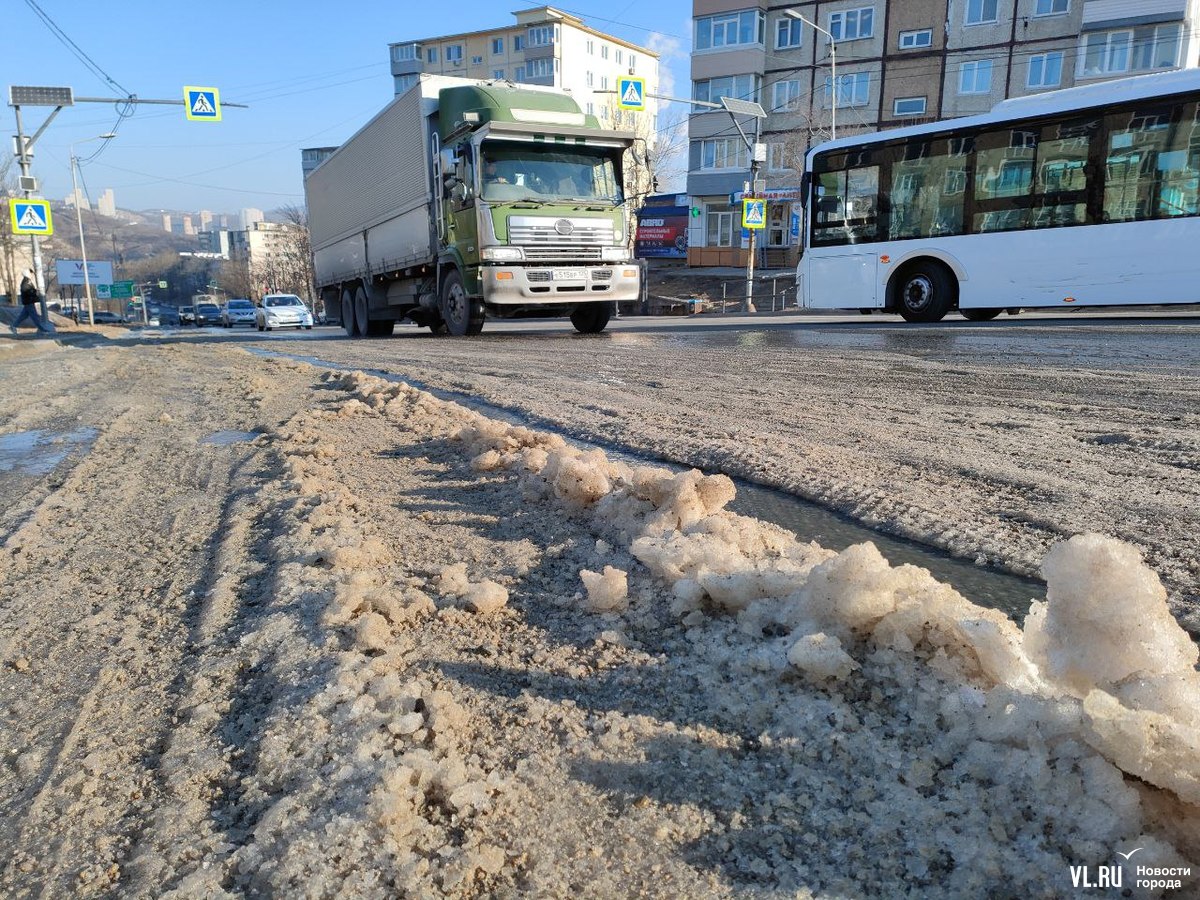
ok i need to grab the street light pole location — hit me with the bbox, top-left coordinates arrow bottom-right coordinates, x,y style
67,133 -> 116,327
785,10 -> 837,141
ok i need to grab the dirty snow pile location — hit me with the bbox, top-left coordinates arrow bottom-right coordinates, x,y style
230,368 -> 1199,895
325,371 -> 1200,878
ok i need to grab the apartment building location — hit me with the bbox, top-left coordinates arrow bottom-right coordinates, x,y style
686,0 -> 1200,267
387,6 -> 659,133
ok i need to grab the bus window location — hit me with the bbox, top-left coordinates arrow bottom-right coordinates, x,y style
1031,119 -> 1097,228
974,128 -> 1036,232
813,166 -> 879,245
888,139 -> 969,239
1104,104 -> 1181,221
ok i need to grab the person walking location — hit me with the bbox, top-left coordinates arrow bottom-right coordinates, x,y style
10,270 -> 55,335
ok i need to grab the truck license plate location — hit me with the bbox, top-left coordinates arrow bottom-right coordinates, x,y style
553,268 -> 585,281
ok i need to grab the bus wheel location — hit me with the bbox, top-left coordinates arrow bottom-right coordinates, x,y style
341,289 -> 358,337
961,308 -> 1001,321
896,262 -> 955,323
439,270 -> 484,336
570,302 -> 612,334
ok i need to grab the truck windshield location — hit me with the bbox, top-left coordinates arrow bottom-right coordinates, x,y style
480,144 -> 623,204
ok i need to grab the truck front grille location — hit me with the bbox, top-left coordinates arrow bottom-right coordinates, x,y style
509,216 -> 614,252
522,245 -> 604,261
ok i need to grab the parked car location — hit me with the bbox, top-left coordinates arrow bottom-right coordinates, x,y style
178,305 -> 196,326
221,298 -> 257,328
194,303 -> 221,326
159,307 -> 181,326
256,294 -> 314,331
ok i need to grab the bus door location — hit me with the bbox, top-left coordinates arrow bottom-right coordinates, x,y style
810,166 -> 883,307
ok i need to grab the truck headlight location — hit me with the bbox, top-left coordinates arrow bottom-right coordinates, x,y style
482,247 -> 525,262
601,246 -> 630,262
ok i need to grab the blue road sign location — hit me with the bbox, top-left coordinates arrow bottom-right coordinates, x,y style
10,198 -> 53,235
742,198 -> 766,230
617,77 -> 645,111
184,85 -> 222,122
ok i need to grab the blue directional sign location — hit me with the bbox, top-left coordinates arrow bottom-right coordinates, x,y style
742,198 -> 766,230
183,85 -> 222,122
9,198 -> 53,235
617,76 -> 645,111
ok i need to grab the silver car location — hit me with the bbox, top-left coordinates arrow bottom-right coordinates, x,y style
256,294 -> 313,331
221,299 -> 257,327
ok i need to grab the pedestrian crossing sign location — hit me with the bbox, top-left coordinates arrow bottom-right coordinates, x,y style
9,198 -> 53,235
617,76 -> 645,111
742,198 -> 766,230
183,85 -> 222,122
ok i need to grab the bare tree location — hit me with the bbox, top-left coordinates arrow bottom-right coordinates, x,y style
604,99 -> 687,252
218,257 -> 255,300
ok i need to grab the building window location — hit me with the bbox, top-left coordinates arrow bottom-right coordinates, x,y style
525,57 -> 555,79
586,102 -> 594,115
693,74 -> 761,105
829,7 -> 874,41
629,54 -> 637,69
391,43 -> 419,62
528,25 -> 557,47
1130,23 -> 1181,72
700,138 -> 751,170
959,60 -> 993,93
616,49 -> 624,65
514,35 -> 526,51
601,45 -> 609,59
515,65 -> 526,82
492,37 -> 504,54
427,47 -> 438,62
586,71 -> 594,87
1035,0 -> 1068,14
493,69 -> 505,80
394,74 -> 419,94
776,17 -> 803,49
898,29 -> 932,50
705,208 -> 735,247
471,55 -> 483,65
586,40 -> 594,54
965,0 -> 999,25
1081,30 -> 1133,76
893,96 -> 927,116
695,10 -> 766,50
445,45 -> 463,62
1027,51 -> 1063,88
824,72 -> 871,107
771,79 -> 802,111
600,75 -> 608,90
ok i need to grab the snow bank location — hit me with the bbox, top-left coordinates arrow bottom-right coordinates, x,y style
333,367 -> 1200,884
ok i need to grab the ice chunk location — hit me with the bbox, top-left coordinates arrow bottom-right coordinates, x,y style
579,566 -> 629,613
787,632 -> 859,680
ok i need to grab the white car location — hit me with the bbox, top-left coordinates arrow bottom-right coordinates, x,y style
256,294 -> 313,331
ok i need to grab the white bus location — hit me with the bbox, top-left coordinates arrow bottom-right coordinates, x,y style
795,68 -> 1200,322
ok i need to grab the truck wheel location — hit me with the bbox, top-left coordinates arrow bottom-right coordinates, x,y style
440,270 -> 484,336
570,302 -> 612,334
354,287 -> 371,336
341,290 -> 358,337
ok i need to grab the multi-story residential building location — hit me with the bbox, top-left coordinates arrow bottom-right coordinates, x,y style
301,147 -> 338,178
240,208 -> 265,230
65,187 -> 90,211
686,0 -> 1199,267
198,229 -> 233,259
96,189 -> 116,218
161,214 -> 172,234
387,6 -> 659,133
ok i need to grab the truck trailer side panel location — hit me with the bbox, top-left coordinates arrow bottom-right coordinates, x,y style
306,77 -> 471,284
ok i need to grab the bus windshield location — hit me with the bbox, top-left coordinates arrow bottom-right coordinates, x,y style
480,143 -> 623,204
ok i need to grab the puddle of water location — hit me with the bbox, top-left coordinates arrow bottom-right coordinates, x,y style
201,430 -> 260,446
0,427 -> 99,476
252,348 -> 1044,618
